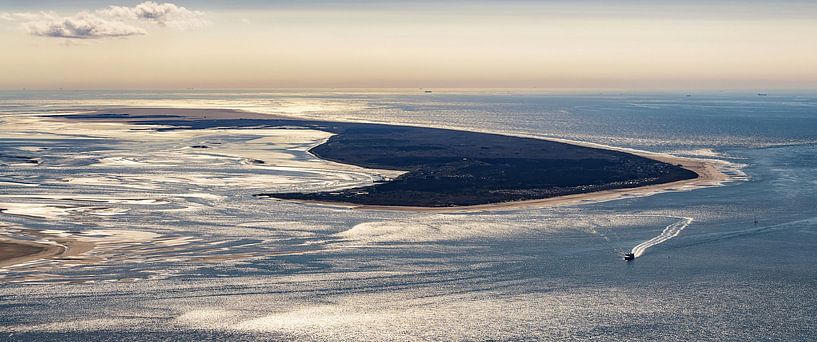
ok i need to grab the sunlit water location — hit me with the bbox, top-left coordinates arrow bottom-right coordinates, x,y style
1,90 -> 816,340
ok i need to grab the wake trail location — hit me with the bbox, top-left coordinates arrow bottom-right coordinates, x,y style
631,216 -> 693,258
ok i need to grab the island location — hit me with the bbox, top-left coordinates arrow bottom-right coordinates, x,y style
59,108 -> 701,208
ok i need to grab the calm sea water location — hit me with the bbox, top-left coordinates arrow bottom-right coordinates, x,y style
1,90 -> 816,340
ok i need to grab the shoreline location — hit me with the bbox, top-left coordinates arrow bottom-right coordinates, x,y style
56,107 -> 728,212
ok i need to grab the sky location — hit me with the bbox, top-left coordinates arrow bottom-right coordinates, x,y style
1,1 -> 816,90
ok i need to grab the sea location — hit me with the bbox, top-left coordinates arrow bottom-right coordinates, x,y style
0,90 -> 815,340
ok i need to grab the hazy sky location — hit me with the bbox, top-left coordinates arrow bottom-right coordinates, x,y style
1,1 -> 816,90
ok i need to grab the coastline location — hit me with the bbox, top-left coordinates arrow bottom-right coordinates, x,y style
56,107 -> 728,212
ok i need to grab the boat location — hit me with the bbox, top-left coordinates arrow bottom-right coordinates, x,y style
757,93 -> 768,96
623,253 -> 635,261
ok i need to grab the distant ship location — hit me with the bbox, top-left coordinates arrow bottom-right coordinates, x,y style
424,90 -> 433,93
757,93 -> 768,96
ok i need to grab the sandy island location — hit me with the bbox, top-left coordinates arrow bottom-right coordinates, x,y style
54,107 -> 728,213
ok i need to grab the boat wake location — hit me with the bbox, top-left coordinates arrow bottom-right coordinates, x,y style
631,216 -> 693,258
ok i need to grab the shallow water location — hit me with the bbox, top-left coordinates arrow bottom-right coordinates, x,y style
1,90 -> 816,340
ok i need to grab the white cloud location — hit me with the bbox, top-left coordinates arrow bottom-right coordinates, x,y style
100,1 -> 207,29
2,2 -> 206,40
25,12 -> 146,39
